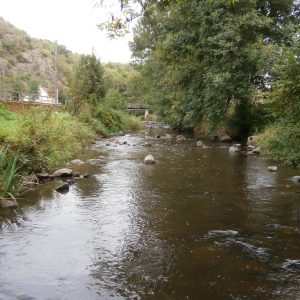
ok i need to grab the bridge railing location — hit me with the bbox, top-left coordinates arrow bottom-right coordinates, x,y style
126,103 -> 149,110
0,90 -> 60,105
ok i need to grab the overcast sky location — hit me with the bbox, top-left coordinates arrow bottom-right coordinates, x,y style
0,0 -> 132,63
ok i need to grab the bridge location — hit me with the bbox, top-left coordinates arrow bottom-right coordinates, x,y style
125,103 -> 150,117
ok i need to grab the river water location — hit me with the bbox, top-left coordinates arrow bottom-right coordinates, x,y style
1,128 -> 300,299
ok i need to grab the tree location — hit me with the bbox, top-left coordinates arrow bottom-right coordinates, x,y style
69,54 -> 105,112
27,77 -> 40,100
99,0 -> 299,136
128,0 -> 298,135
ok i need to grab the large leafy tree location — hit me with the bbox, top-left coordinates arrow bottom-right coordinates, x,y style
99,0 -> 299,136
69,54 -> 105,112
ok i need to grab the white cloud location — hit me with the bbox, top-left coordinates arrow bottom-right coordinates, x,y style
0,0 -> 132,63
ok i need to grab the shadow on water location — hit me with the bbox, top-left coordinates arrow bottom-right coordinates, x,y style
1,129 -> 300,299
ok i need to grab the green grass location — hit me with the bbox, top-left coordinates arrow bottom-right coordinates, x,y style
15,109 -> 94,171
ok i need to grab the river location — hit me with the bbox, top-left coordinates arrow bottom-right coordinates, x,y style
0,128 -> 300,299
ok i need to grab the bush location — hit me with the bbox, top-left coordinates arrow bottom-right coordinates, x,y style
120,112 -> 143,131
257,122 -> 300,168
16,54 -> 28,63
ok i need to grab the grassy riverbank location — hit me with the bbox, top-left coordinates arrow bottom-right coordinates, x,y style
0,104 -> 142,200
257,122 -> 300,168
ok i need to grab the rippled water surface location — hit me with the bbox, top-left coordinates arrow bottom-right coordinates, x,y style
1,129 -> 300,299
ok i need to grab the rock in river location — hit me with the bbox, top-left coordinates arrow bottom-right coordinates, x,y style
52,168 -> 73,178
292,176 -> 300,184
207,230 -> 239,238
70,159 -> 84,165
282,259 -> 300,270
87,159 -> 103,166
219,134 -> 232,142
196,141 -> 208,148
56,183 -> 70,194
37,173 -> 50,181
176,135 -> 186,141
0,198 -> 18,208
229,144 -> 241,153
268,166 -> 278,172
144,155 -> 155,165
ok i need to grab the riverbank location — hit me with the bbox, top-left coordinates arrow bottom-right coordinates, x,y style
0,104 -> 142,205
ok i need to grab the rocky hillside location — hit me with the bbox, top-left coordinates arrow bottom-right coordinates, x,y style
0,17 -> 80,100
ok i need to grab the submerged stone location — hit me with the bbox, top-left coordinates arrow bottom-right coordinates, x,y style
87,159 -> 103,166
282,259 -> 300,270
230,240 -> 271,261
207,230 -> 239,238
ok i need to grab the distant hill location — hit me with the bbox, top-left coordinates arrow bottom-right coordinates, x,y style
0,16 -> 80,101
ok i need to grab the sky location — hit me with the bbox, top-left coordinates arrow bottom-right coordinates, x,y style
0,0 -> 132,63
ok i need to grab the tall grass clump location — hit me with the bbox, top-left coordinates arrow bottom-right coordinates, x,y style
15,109 -> 94,171
0,147 -> 25,199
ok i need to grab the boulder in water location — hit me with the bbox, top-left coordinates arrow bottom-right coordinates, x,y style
229,144 -> 241,153
268,166 -> 278,172
247,135 -> 258,147
52,168 -> 73,178
144,155 -> 155,165
0,198 -> 18,208
219,134 -> 232,142
282,259 -> 300,270
56,183 -> 70,193
70,159 -> 84,165
176,135 -> 186,141
196,141 -> 208,148
37,173 -> 50,181
292,176 -> 300,184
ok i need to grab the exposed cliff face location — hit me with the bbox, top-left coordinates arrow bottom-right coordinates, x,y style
0,16 -> 80,96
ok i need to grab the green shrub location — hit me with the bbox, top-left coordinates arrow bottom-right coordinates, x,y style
120,112 -> 143,131
257,122 -> 300,168
94,106 -> 123,132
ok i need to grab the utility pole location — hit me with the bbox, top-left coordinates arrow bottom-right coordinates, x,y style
1,69 -> 5,100
54,40 -> 58,103
0,57 -> 9,101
